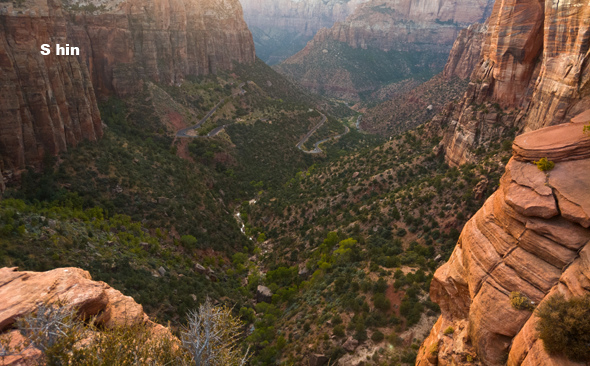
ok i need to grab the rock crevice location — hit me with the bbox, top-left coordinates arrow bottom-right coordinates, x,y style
418,122 -> 590,366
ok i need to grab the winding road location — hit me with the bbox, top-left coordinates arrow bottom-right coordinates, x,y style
296,111 -> 351,154
176,83 -> 245,138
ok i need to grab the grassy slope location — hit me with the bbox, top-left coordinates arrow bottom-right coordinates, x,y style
276,40 -> 449,102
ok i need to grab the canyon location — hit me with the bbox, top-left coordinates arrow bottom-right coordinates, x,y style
0,0 -> 255,187
239,0 -> 368,64
439,0 -> 590,167
417,117 -> 590,366
275,0 -> 494,101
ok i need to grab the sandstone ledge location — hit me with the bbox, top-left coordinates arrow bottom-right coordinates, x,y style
513,121 -> 590,163
418,122 -> 590,365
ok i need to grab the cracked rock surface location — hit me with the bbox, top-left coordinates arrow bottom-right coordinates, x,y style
417,122 -> 590,366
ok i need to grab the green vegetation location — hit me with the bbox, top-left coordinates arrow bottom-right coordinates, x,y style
443,326 -> 454,335
536,294 -> 590,362
510,291 -> 535,311
534,157 -> 555,172
276,40 -> 448,102
3,300 -> 248,366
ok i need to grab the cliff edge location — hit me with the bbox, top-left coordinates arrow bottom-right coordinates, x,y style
417,118 -> 590,365
440,0 -> 590,167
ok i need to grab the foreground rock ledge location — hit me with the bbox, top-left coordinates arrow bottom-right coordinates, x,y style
0,267 -> 173,364
417,122 -> 590,366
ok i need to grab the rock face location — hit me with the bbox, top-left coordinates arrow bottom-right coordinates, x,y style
417,122 -> 590,365
0,0 -> 255,183
0,266 -> 173,365
256,285 -> 273,303
443,24 -> 487,80
239,0 -> 367,64
440,0 -> 590,166
0,0 -> 103,184
67,0 -> 256,97
240,0 -> 366,38
0,267 -> 152,331
275,0 -> 494,100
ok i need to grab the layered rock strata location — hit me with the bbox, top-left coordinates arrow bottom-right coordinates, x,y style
417,121 -> 590,365
443,24 -> 487,80
441,0 -> 590,166
67,0 -> 255,97
240,0 -> 367,38
0,0 -> 255,184
0,0 -> 102,183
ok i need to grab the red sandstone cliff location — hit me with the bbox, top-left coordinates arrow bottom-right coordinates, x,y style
440,0 -> 590,166
67,0 -> 256,97
0,0 -> 102,186
0,0 -> 255,187
297,0 -> 493,54
443,24 -> 487,80
417,119 -> 590,365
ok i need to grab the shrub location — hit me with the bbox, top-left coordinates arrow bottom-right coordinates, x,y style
429,342 -> 439,355
533,157 -> 555,172
510,291 -> 535,311
536,294 -> 590,362
333,325 -> 346,338
443,326 -> 454,335
371,330 -> 384,343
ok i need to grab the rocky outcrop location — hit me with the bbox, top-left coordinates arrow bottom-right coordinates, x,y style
443,24 -> 487,80
256,285 -> 273,303
0,267 -> 154,330
417,121 -> 590,365
240,0 -> 367,38
276,0 -> 494,100
441,0 -> 590,166
0,0 -> 255,183
0,0 -> 103,183
0,267 -> 173,364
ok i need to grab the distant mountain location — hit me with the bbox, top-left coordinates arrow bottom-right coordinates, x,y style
274,0 -> 494,101
239,0 -> 368,65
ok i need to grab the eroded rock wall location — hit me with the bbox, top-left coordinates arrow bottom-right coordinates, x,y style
417,121 -> 590,366
67,0 -> 256,97
0,0 -> 103,184
441,0 -> 590,166
0,0 -> 255,184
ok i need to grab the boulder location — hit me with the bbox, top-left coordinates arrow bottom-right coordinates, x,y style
308,353 -> 329,366
194,263 -> 207,274
342,336 -> 359,352
256,285 -> 273,303
0,267 -> 155,331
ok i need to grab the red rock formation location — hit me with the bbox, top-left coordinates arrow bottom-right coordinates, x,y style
276,0 -> 494,100
417,121 -> 590,366
66,0 -> 256,97
443,24 -> 487,80
298,0 -> 493,53
0,0 -> 255,184
441,0 -> 590,166
0,266 -> 174,364
0,0 -> 102,183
